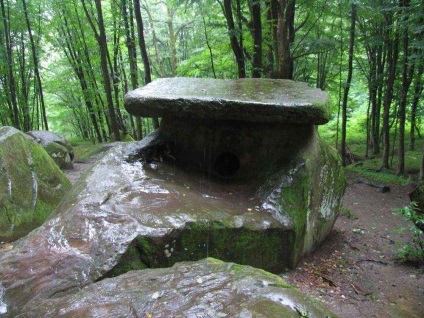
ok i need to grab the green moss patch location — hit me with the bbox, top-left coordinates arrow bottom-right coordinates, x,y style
105,221 -> 292,277
0,128 -> 71,242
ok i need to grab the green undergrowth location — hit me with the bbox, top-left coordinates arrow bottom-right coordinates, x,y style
319,122 -> 423,186
345,166 -> 413,186
71,140 -> 113,162
392,202 -> 424,264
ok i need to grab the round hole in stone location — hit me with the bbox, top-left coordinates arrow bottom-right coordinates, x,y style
214,152 -> 240,177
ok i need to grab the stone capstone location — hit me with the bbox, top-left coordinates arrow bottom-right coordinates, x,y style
13,258 -> 337,318
26,130 -> 74,169
124,78 -> 332,124
0,126 -> 71,242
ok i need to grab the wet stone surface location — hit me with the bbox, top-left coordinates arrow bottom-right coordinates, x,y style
125,78 -> 332,124
0,78 -> 344,317
0,133 -> 343,316
16,258 -> 337,318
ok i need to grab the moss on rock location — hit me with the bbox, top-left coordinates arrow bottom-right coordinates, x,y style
0,127 -> 71,242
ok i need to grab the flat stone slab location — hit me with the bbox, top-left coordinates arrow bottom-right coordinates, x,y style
125,78 -> 332,124
16,258 -> 337,317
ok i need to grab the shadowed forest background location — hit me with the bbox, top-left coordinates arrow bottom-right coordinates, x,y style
1,0 -> 423,180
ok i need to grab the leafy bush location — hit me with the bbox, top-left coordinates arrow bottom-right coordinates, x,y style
393,202 -> 424,263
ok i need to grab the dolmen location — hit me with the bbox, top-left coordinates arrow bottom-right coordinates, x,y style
0,78 -> 343,317
124,77 -> 345,270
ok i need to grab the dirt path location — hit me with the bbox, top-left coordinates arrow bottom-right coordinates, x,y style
286,177 -> 424,318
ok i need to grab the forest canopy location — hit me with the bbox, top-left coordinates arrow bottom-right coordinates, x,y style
0,0 -> 423,175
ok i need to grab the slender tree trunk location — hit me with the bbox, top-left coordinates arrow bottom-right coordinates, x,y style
122,0 -> 142,140
134,0 -> 151,84
22,0 -> 48,130
202,15 -> 216,78
1,0 -> 20,129
420,142 -> 424,182
382,15 -> 400,169
410,64 -> 423,151
276,0 -> 295,79
335,0 -> 343,150
143,1 -> 166,77
18,32 -> 31,131
251,0 -> 262,78
166,6 -> 177,77
83,0 -> 120,141
134,0 -> 156,135
397,0 -> 413,175
341,4 -> 356,166
221,0 -> 246,78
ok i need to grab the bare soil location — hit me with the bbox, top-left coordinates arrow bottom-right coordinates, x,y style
286,174 -> 424,318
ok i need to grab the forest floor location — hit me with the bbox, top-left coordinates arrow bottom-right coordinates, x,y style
2,147 -> 423,317
285,172 -> 424,318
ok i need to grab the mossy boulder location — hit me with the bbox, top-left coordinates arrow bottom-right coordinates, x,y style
26,130 -> 74,169
0,127 -> 71,242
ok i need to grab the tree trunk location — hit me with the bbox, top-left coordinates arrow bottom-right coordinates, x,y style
202,15 -> 216,78
134,0 -> 155,135
276,0 -> 295,79
221,0 -> 246,78
382,14 -> 400,169
22,0 -> 48,130
122,0 -> 142,139
410,64 -> 423,151
83,0 -> 120,141
134,0 -> 151,84
341,4 -> 357,167
166,6 -> 177,77
251,0 -> 262,78
143,1 -> 166,77
420,142 -> 424,182
1,0 -> 20,129
397,0 -> 414,175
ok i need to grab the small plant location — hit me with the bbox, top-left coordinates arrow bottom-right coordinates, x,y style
340,206 -> 358,220
392,202 -> 424,263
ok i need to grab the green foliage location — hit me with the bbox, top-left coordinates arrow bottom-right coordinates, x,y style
340,206 -> 358,220
71,141 -> 110,161
392,202 -> 424,263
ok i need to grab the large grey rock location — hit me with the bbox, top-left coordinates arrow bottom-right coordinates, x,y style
0,132 -> 343,316
26,130 -> 74,169
124,78 -> 332,124
0,127 -> 71,242
13,258 -> 337,318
